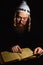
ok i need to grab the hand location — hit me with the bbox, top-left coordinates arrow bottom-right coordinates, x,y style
34,47 -> 43,54
11,45 -> 23,53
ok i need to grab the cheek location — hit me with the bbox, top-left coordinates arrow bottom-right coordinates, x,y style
16,18 -> 20,23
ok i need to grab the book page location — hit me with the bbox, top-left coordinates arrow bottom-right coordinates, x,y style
0,48 -> 33,63
18,48 -> 33,60
1,51 -> 21,63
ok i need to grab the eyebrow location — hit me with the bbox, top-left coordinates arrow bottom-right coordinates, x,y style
17,16 -> 28,19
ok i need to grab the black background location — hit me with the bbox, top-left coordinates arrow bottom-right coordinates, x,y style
0,0 -> 43,48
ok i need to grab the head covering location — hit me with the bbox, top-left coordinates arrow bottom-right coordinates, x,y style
17,0 -> 30,15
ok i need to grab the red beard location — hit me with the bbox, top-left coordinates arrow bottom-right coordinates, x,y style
15,24 -> 26,33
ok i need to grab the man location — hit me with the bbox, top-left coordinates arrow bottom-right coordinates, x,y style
8,0 -> 43,55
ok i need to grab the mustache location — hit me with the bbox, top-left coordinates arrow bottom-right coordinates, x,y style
17,20 -> 21,24
16,21 -> 23,26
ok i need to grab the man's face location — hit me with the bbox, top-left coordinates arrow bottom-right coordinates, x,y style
16,12 -> 29,27
14,12 -> 29,33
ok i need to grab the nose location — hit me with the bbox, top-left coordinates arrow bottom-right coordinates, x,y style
20,17 -> 24,22
20,19 -> 24,24
20,17 -> 23,21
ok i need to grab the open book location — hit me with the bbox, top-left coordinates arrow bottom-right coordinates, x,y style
0,48 -> 36,64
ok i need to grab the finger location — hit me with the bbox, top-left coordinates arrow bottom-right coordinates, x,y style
12,46 -> 18,52
17,46 -> 22,53
34,48 -> 39,54
12,47 -> 15,52
35,48 -> 42,54
38,49 -> 43,54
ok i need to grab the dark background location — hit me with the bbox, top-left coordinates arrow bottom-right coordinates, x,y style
0,0 -> 43,48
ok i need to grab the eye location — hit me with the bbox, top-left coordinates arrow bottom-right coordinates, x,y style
17,16 -> 21,19
17,16 -> 28,21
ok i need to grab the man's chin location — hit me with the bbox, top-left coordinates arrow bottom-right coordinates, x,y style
19,24 -> 24,27
15,26 -> 25,33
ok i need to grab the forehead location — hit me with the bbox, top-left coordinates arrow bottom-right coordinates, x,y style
17,12 -> 29,17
